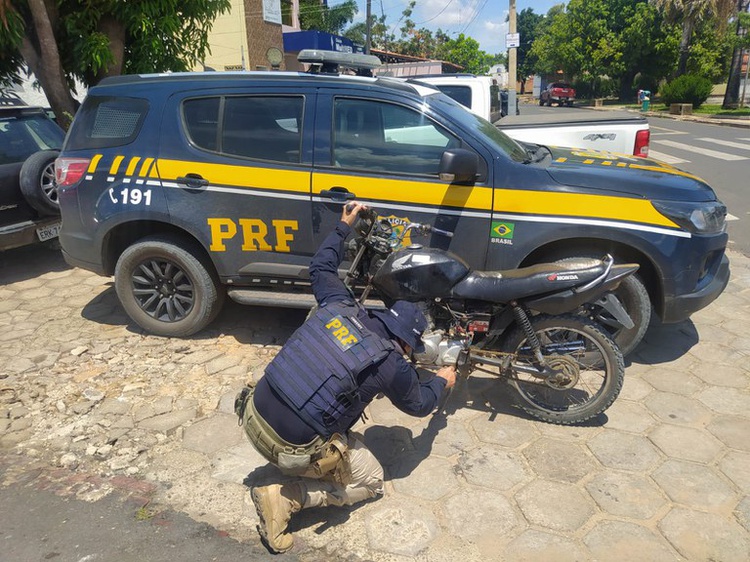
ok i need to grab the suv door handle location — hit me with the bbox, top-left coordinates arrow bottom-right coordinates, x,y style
176,174 -> 209,189
320,187 -> 355,202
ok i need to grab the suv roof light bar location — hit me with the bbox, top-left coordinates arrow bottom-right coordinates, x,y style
298,49 -> 381,76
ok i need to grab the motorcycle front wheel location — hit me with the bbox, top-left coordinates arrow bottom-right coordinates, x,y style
498,314 -> 624,425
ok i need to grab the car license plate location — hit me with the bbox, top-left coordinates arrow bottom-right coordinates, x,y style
36,222 -> 61,242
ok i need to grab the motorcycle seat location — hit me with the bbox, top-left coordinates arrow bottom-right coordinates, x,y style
450,258 -> 606,303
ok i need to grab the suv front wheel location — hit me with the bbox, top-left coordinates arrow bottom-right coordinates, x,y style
114,235 -> 225,337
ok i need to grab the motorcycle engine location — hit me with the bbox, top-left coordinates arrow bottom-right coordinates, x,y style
413,329 -> 470,367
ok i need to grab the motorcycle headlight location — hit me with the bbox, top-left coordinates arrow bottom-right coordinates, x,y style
652,200 -> 727,235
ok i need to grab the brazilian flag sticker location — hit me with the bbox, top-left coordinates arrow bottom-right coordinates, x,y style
491,221 -> 515,239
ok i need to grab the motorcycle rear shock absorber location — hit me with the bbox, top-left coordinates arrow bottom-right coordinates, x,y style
511,302 -> 546,369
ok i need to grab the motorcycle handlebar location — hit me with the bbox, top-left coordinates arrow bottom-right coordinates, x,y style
350,205 -> 454,239
406,223 -> 454,239
430,226 -> 454,238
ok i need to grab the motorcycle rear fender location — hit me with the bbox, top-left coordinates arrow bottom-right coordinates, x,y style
522,264 -> 639,315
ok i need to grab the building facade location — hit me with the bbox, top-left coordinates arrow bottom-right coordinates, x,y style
199,0 -> 296,71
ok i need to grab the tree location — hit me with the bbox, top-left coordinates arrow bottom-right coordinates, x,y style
344,15 -> 395,51
515,8 -> 544,93
531,0 -> 627,87
299,0 -> 357,35
394,1 -> 442,58
653,0 -> 737,76
434,34 -> 497,75
0,0 -> 231,128
528,1 -> 731,101
723,1 -> 750,108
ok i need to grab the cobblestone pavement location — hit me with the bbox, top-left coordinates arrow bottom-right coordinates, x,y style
1,244 -> 749,561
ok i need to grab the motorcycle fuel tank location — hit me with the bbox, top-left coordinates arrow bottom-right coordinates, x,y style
373,246 -> 470,300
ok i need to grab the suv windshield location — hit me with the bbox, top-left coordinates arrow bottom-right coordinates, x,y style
424,92 -> 529,163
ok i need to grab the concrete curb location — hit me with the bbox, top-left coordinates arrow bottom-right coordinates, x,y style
573,103 -> 750,129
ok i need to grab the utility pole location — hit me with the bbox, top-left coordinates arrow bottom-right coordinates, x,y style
508,0 -> 517,115
365,0 -> 372,55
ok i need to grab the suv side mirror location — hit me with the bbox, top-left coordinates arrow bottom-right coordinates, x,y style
439,149 -> 478,184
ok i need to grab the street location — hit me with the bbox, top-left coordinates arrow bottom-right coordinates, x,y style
520,102 -> 750,256
648,118 -> 749,257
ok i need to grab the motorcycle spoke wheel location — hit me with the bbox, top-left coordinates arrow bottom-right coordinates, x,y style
500,314 -> 624,425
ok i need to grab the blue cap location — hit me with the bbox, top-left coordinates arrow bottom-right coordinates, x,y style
372,301 -> 428,353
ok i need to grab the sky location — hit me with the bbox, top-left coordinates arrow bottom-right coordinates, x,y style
349,0 -> 564,55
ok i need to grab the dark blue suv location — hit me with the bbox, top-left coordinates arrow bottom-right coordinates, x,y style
56,54 -> 729,355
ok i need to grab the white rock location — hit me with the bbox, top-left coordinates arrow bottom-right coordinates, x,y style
83,388 -> 105,402
60,453 -> 79,468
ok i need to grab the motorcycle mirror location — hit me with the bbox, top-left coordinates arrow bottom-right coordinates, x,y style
353,207 -> 379,236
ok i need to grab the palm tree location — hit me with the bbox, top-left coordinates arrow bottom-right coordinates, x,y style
653,0 -> 737,75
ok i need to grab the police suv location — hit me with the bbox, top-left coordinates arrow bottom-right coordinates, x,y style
56,51 -> 729,355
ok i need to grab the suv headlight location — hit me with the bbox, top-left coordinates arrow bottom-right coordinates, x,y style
652,200 -> 727,234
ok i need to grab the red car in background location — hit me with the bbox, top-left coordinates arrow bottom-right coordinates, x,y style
540,82 -> 576,106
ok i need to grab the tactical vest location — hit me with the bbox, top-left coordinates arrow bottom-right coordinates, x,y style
264,300 -> 394,438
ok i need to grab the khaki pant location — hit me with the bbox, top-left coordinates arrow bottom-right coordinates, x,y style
237,387 -> 384,509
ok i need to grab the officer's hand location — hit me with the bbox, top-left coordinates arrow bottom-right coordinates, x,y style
437,365 -> 456,389
341,202 -> 367,226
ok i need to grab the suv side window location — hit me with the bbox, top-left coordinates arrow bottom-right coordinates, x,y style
183,96 -> 304,164
183,97 -> 220,151
67,96 -> 149,149
333,98 -> 460,175
433,85 -> 472,109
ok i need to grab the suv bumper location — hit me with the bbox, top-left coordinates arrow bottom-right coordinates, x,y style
662,254 -> 730,323
0,217 -> 61,252
60,232 -> 107,275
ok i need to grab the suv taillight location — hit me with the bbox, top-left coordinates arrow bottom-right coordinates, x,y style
634,129 -> 650,157
55,157 -> 90,187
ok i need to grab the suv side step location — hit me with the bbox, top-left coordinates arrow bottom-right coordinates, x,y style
227,289 -> 386,310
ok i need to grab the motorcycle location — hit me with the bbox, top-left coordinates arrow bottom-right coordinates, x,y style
344,207 -> 639,425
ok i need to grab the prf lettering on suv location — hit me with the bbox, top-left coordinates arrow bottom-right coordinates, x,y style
56,50 -> 729,356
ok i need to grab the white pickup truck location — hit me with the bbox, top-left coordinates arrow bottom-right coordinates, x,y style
417,75 -> 650,157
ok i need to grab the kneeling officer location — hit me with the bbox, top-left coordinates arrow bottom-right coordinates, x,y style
235,202 -> 456,553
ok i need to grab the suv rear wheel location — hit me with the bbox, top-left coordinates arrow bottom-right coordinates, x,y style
114,235 -> 225,337
19,150 -> 60,216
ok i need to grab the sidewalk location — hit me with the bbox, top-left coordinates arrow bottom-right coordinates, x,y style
575,100 -> 750,129
1,244 -> 749,561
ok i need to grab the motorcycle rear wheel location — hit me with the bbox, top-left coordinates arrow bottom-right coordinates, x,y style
498,314 -> 624,425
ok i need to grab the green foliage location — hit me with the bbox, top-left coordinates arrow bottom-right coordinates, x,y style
736,12 -> 750,50
572,76 -> 619,99
0,3 -> 27,87
299,0 -> 357,35
343,15 -> 395,50
684,18 -> 734,82
0,0 -> 232,88
528,0 -> 734,101
659,73 -> 713,107
516,8 -> 544,82
531,0 -> 627,80
652,0 -> 737,76
434,34 -> 497,75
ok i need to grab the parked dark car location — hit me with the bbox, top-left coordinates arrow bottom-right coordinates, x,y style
0,106 -> 65,251
540,82 -> 576,106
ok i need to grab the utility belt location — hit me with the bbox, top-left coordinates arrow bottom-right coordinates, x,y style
234,386 -> 352,486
